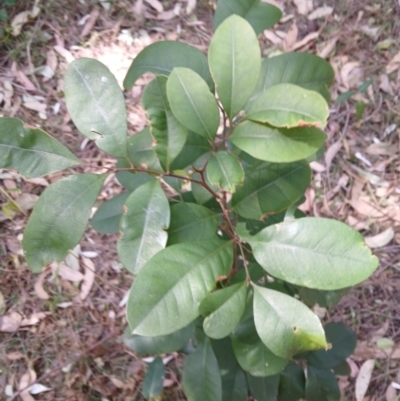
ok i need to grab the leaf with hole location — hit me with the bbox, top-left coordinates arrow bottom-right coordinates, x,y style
23,174 -> 106,273
199,282 -> 247,339
253,285 -> 327,359
247,84 -> 329,129
209,15 -> 261,119
123,41 -> 214,91
244,218 -> 379,290
230,120 -> 326,163
232,161 -> 311,220
167,68 -> 220,140
214,0 -> 282,34
0,118 -> 80,178
143,76 -> 188,171
64,58 -> 128,158
127,239 -> 233,336
117,180 -> 170,275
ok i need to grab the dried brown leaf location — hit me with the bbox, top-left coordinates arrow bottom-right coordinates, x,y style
144,0 -> 163,12
292,31 -> 319,50
19,369 -> 37,401
308,6 -> 333,20
52,262 -> 84,282
34,271 -> 50,300
283,23 -> 298,51
365,227 -> 394,248
355,360 -> 375,401
16,70 -> 36,91
325,140 -> 342,171
385,384 -> 397,401
293,0 -> 313,15
80,257 -> 95,300
80,8 -> 100,38
0,312 -> 22,332
386,50 -> 400,74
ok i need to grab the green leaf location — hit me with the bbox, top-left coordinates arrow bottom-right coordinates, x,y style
332,360 -> 351,376
142,357 -> 165,399
64,58 -> 128,158
214,0 -> 282,34
232,294 -> 288,376
244,218 -> 379,290
127,239 -> 233,336
253,285 -> 327,359
298,287 -> 350,308
306,323 -> 357,369
91,192 -> 130,234
206,151 -> 244,193
191,170 -> 220,205
232,161 -> 311,220
117,181 -> 170,274
209,15 -> 261,119
182,339 -> 222,401
305,366 -> 340,401
123,324 -> 193,355
168,203 -> 219,245
0,117 -> 80,178
126,128 -> 163,172
167,68 -> 220,140
170,131 -> 213,170
123,41 -> 214,91
247,84 -> 329,129
23,174 -> 106,273
230,120 -> 326,163
248,53 -> 334,108
115,171 -> 155,192
211,338 -> 248,401
278,363 -> 305,401
247,373 -> 280,401
199,282 -> 247,339
143,76 -> 188,171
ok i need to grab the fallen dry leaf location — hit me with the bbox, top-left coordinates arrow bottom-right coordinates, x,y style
34,271 -> 50,300
365,227 -> 394,248
355,359 -> 375,401
16,193 -> 39,211
54,45 -> 75,63
379,74 -> 394,95
80,8 -> 100,38
16,70 -> 36,91
0,312 -> 22,332
144,0 -> 163,12
317,35 -> 339,58
308,5 -> 333,20
79,257 -> 96,300
386,383 -> 396,401
325,140 -> 342,171
293,0 -> 313,15
340,61 -> 362,89
11,0 -> 40,36
21,312 -> 49,327
52,262 -> 84,282
19,369 -> 37,401
0,290 -> 5,315
292,31 -> 319,50
263,30 -> 283,44
386,50 -> 400,74
283,22 -> 298,51
186,0 -> 196,14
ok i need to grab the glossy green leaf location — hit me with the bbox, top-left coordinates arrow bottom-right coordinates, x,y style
115,171 -> 155,192
167,68 -> 220,140
199,282 -> 247,339
247,53 -> 334,109
91,192 -> 130,234
305,366 -> 340,401
64,58 -> 128,158
0,118 -> 80,178
127,239 -> 233,336
332,360 -> 351,376
212,338 -> 247,401
232,295 -> 288,376
142,357 -> 165,399
143,76 -> 188,171
232,161 -> 311,220
23,174 -> 106,273
278,363 -> 305,401
253,285 -> 327,359
214,0 -> 282,34
209,15 -> 261,119
206,151 -> 244,193
123,324 -> 193,355
230,120 -> 326,163
117,180 -> 170,275
123,41 -> 214,91
299,287 -> 350,308
182,339 -> 222,401
168,203 -> 219,245
247,84 -> 329,129
306,323 -> 357,369
247,373 -> 280,401
245,218 -> 379,290
126,127 -> 163,172
191,169 -> 220,205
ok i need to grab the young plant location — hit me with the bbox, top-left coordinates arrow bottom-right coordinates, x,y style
0,2 -> 378,400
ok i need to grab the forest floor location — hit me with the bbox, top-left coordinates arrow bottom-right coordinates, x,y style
0,0 -> 400,400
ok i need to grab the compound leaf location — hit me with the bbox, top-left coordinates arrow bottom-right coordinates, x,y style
182,339 -> 222,401
230,120 -> 326,163
117,180 -> 170,275
167,68 -> 220,140
23,174 -> 106,273
199,282 -> 247,339
245,218 -> 379,290
143,76 -> 188,171
209,15 -> 261,119
253,285 -> 327,359
0,118 -> 80,178
123,41 -> 214,91
232,161 -> 311,220
214,0 -> 282,34
206,151 -> 244,193
127,239 -> 233,336
247,84 -> 329,129
64,58 -> 128,158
